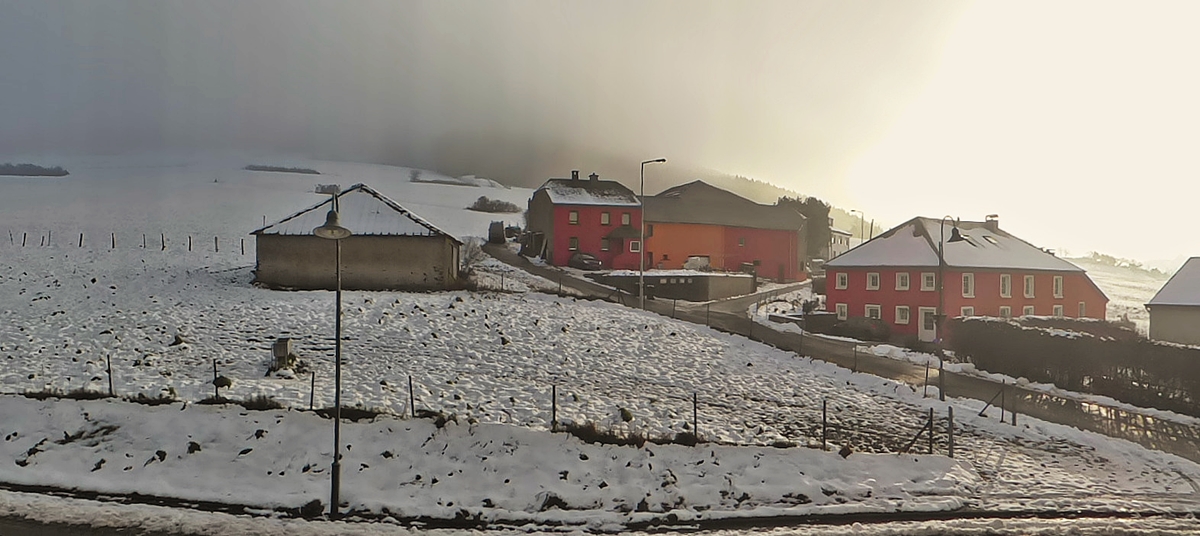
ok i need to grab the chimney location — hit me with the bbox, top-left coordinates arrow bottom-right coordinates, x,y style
588,172 -> 599,182
984,214 -> 999,232
571,170 -> 579,181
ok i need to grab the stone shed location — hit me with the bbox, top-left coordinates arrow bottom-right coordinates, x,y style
251,184 -> 462,291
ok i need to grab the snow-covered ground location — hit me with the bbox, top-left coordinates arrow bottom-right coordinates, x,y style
2,156 -> 1200,527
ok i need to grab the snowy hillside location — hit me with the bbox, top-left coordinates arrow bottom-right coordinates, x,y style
0,155 -> 531,243
1067,257 -> 1172,334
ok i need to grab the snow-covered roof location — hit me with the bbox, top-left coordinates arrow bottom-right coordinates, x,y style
825,217 -> 1083,272
537,178 -> 640,206
252,184 -> 461,243
1147,257 -> 1200,307
643,181 -> 805,231
830,227 -> 853,236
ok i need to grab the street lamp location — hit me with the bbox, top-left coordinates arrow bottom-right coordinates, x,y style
313,191 -> 351,518
936,216 -> 965,402
639,158 -> 666,310
849,209 -> 864,245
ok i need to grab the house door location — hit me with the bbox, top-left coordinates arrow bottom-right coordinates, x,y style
918,307 -> 937,342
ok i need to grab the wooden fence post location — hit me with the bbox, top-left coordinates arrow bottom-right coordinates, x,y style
409,375 -> 416,418
111,233 -> 115,249
106,355 -> 114,397
188,236 -> 192,251
79,233 -> 84,248
310,371 -> 316,410
214,236 -> 219,253
948,406 -> 955,458
22,232 -> 27,247
241,238 -> 245,255
928,407 -> 934,454
161,233 -> 166,251
821,399 -> 828,451
692,391 -> 699,440
923,361 -> 930,398
142,234 -> 146,248
551,385 -> 557,431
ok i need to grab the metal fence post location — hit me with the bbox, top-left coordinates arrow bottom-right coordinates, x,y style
948,406 -> 955,458
822,399 -> 828,451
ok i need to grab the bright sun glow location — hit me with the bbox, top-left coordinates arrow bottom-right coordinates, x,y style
846,0 -> 1200,266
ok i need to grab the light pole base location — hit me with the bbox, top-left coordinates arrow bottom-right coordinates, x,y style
330,460 -> 341,518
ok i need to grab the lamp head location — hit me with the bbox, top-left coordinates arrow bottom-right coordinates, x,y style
947,227 -> 966,243
313,208 -> 351,240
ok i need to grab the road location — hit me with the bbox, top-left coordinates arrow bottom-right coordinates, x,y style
484,243 -> 1200,464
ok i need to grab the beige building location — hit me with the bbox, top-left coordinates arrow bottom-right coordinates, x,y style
1146,257 -> 1200,345
252,184 -> 462,291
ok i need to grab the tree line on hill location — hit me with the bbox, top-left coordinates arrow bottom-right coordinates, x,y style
0,163 -> 68,177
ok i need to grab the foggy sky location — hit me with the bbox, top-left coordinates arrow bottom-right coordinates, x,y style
0,0 -> 964,191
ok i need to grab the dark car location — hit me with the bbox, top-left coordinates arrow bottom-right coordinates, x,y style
568,252 -> 603,270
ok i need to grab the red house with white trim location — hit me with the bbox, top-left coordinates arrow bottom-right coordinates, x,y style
824,216 -> 1108,342
524,171 -> 643,270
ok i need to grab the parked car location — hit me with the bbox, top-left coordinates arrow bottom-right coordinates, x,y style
568,252 -> 603,270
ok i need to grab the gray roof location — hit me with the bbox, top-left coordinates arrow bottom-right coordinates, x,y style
825,217 -> 1083,272
252,184 -> 461,244
1147,257 -> 1200,307
643,181 -> 805,231
538,178 -> 640,206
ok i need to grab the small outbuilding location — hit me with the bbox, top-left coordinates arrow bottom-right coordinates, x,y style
1146,257 -> 1200,345
251,184 -> 462,291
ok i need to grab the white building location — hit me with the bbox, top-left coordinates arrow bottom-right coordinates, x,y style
1146,257 -> 1200,345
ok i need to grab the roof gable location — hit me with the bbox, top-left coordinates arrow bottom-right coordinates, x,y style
644,180 -> 805,231
826,217 -> 1083,272
1148,257 -> 1200,307
252,184 -> 461,243
537,178 -> 639,206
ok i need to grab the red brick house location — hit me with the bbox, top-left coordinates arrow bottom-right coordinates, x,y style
525,171 -> 642,270
642,181 -> 807,281
824,216 -> 1108,342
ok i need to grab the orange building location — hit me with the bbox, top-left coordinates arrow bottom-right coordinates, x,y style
643,181 -> 807,281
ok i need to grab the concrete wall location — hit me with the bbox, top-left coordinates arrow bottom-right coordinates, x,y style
1149,305 -> 1200,346
594,273 -> 755,301
254,234 -> 460,291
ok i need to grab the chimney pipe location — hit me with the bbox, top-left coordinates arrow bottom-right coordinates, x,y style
571,170 -> 579,181
588,172 -> 599,182
984,214 -> 999,232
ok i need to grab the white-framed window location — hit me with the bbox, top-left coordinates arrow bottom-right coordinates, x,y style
1023,305 -> 1035,316
568,237 -> 579,250
999,306 -> 1011,318
660,278 -> 668,284
621,212 -> 631,225
629,240 -> 641,253
961,306 -> 975,317
895,306 -> 910,324
867,272 -> 880,290
836,303 -> 848,320
1053,275 -> 1064,298
865,304 -> 881,319
1024,275 -> 1035,298
1078,301 -> 1086,317
600,238 -> 610,251
962,273 -> 975,298
896,272 -> 910,291
569,210 -> 579,225
738,237 -> 746,247
1053,304 -> 1064,317
921,272 -> 936,291
600,212 -> 610,225
835,272 -> 848,290
1000,274 -> 1012,298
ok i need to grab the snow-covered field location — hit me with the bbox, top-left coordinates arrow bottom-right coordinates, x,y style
2,157 -> 1200,527
1065,256 -> 1172,335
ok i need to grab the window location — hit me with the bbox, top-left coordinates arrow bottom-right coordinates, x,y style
835,272 -> 848,290
961,273 -> 975,298
1053,304 -> 1064,317
621,212 -> 631,225
896,306 -> 910,324
960,306 -> 974,317
867,272 -> 880,290
1024,275 -> 1035,298
600,212 -> 610,225
660,278 -> 668,284
921,272 -> 936,291
569,211 -> 579,225
1053,275 -> 1064,298
1023,305 -> 1035,316
1000,274 -> 1011,298
896,272 -> 910,291
865,304 -> 881,319
629,240 -> 641,253
835,303 -> 848,320
999,306 -> 1011,319
568,237 -> 579,250
600,238 -> 610,251
1078,301 -> 1086,317
738,237 -> 746,247
647,224 -> 654,236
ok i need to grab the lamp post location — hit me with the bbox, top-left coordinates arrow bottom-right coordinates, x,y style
639,158 -> 666,310
936,216 -> 965,402
313,191 -> 351,518
849,209 -> 864,246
